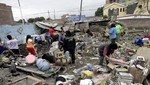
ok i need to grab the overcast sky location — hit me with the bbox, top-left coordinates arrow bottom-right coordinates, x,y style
1,0 -> 105,20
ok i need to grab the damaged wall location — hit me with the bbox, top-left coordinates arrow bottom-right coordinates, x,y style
0,24 -> 38,44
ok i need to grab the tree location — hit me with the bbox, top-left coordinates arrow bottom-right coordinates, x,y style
16,19 -> 26,23
28,18 -> 35,23
95,7 -> 104,16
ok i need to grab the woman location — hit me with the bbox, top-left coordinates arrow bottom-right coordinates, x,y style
26,35 -> 37,56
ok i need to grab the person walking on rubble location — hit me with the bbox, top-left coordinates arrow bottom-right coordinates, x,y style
58,31 -> 65,50
6,35 -> 20,55
63,30 -> 76,64
26,35 -> 37,56
45,30 -> 52,49
116,23 -> 122,42
98,43 -> 118,66
49,26 -> 55,43
109,23 -> 117,43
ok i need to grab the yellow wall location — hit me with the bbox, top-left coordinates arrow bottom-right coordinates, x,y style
103,3 -> 126,17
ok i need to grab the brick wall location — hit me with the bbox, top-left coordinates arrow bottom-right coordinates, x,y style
0,3 -> 15,25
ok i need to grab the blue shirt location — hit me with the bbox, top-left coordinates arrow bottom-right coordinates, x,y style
109,27 -> 116,39
45,33 -> 51,40
58,34 -> 65,44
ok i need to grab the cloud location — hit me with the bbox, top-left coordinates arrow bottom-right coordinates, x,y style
1,0 -> 105,20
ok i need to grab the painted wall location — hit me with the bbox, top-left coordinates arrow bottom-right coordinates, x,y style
0,24 -> 38,44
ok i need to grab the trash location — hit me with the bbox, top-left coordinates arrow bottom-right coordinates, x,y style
117,72 -> 133,84
80,79 -> 94,85
81,70 -> 94,79
25,54 -> 36,64
90,57 -> 99,60
7,76 -> 43,85
92,74 -> 111,85
55,75 -> 75,85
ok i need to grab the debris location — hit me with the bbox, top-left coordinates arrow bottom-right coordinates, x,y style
7,76 -> 43,85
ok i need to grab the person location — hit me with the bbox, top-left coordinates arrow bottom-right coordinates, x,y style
116,24 -> 122,42
49,26 -> 55,41
0,39 -> 4,54
26,35 -> 37,56
6,35 -> 20,55
98,43 -> 118,66
109,23 -> 117,43
45,30 -> 51,48
35,35 -> 42,44
63,30 -> 76,64
60,26 -> 64,32
58,31 -> 65,50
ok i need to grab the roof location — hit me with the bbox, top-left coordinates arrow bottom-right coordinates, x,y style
104,2 -> 126,9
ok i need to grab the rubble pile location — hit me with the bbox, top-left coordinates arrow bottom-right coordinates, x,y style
0,25 -> 150,85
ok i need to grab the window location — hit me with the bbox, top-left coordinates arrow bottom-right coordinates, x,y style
120,8 -> 122,12
123,8 -> 125,12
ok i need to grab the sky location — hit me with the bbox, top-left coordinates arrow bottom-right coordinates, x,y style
1,0 -> 105,21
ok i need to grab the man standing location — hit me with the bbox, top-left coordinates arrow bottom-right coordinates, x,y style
109,23 -> 117,43
58,31 -> 65,50
63,31 -> 76,64
6,35 -> 20,55
116,24 -> 122,42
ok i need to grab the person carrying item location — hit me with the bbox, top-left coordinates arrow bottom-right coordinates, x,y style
45,30 -> 51,48
98,43 -> 118,66
6,35 -> 20,55
63,30 -> 76,64
26,35 -> 37,56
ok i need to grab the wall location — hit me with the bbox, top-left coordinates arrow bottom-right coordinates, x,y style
0,24 -> 38,44
0,3 -> 15,25
118,18 -> 150,28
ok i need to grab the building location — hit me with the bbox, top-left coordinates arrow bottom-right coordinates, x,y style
103,3 -> 126,17
0,3 -> 15,25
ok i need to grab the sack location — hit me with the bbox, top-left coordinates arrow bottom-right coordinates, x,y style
36,58 -> 50,71
81,70 -> 94,79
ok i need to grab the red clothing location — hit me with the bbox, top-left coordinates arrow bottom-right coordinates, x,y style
27,47 -> 37,56
49,28 -> 54,35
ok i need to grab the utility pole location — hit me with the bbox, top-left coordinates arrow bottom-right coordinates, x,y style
48,10 -> 50,20
18,0 -> 24,25
79,0 -> 83,21
54,10 -> 56,20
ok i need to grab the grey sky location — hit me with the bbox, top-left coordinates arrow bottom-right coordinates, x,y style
1,0 -> 105,20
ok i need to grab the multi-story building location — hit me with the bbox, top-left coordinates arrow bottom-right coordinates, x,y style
0,3 -> 15,25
